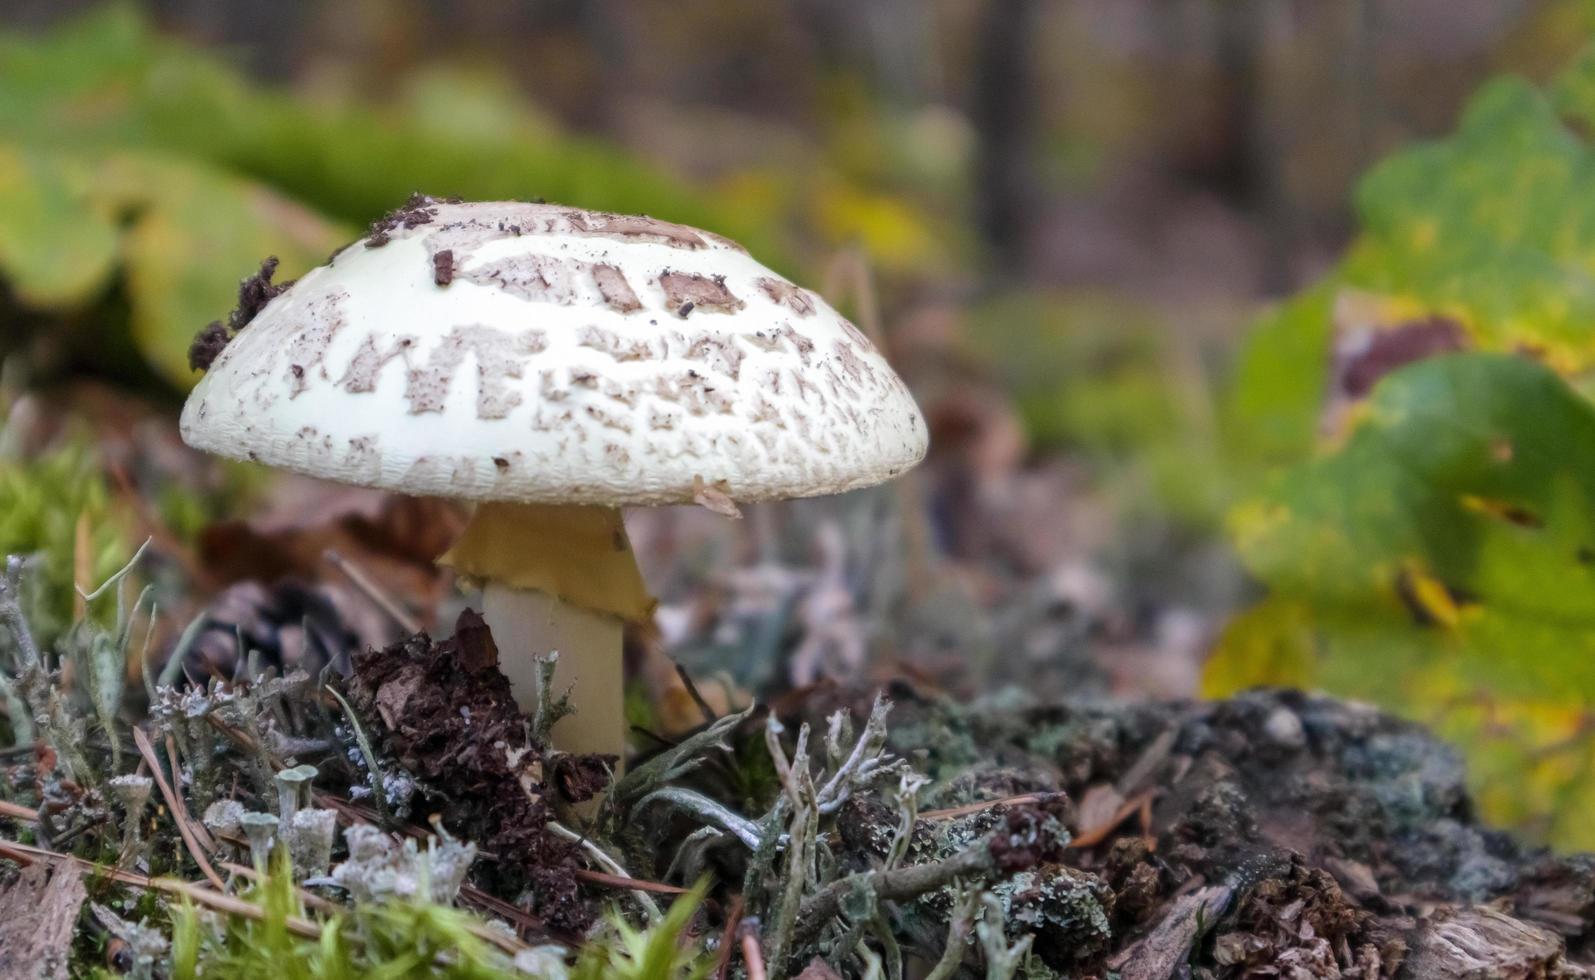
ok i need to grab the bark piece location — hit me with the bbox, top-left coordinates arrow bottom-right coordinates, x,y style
1403,907 -> 1573,980
1109,884 -> 1233,980
0,863 -> 86,980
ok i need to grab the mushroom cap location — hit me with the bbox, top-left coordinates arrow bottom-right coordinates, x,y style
180,200 -> 928,505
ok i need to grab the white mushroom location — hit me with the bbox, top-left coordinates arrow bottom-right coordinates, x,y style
180,198 -> 928,764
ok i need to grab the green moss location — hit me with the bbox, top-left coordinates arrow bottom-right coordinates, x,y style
0,437 -> 129,643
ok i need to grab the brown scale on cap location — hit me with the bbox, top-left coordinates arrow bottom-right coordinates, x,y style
757,276 -> 816,316
561,210 -> 707,249
577,325 -> 658,363
660,271 -> 745,317
339,334 -> 415,394
283,290 -> 349,397
462,254 -> 583,305
591,263 -> 642,312
403,324 -> 549,418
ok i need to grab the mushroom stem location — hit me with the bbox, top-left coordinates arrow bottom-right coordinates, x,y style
483,583 -> 626,763
444,501 -> 653,767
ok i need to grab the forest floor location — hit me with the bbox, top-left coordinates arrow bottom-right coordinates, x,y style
0,383 -> 1590,979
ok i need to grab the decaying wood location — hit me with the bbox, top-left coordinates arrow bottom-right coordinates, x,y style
1110,885 -> 1234,980
1403,907 -> 1577,980
0,862 -> 87,980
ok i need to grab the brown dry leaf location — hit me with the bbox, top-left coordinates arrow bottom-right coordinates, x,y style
200,492 -> 464,626
1075,783 -> 1127,837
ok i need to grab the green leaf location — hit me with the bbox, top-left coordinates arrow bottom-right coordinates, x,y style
1225,49 -> 1595,472
0,5 -> 794,387
100,152 -> 346,385
1210,354 -> 1595,846
1219,283 -> 1335,467
0,146 -> 119,306
1346,76 -> 1595,371
0,6 -> 783,261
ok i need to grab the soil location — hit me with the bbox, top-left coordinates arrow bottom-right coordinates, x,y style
365,192 -> 462,247
342,609 -> 603,933
334,620 -> 1595,977
872,685 -> 1595,977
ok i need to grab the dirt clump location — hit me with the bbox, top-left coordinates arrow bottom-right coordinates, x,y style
343,608 -> 606,932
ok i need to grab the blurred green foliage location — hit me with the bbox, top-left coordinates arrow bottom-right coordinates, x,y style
0,436 -> 128,642
0,5 -> 790,387
1209,46 -> 1595,848
170,854 -> 525,979
165,854 -> 707,980
965,293 -> 1232,527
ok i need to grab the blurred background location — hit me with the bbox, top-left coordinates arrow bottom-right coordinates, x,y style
4,0 -> 1595,847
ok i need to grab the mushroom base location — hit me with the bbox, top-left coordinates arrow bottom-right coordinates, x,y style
441,500 -> 655,766
483,582 -> 626,766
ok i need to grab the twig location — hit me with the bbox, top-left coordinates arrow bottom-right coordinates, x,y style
674,661 -> 718,725
163,734 -> 218,853
0,799 -> 38,821
739,917 -> 768,980
573,868 -> 688,895
324,549 -> 422,634
714,895 -> 744,980
220,859 -> 531,957
458,883 -> 570,946
790,835 -> 997,952
220,861 -> 341,913
130,726 -> 224,889
0,838 -> 320,940
921,793 -> 1049,822
0,838 -> 537,958
547,820 -> 662,921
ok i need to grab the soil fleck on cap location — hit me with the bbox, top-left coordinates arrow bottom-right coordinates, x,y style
189,255 -> 293,373
188,320 -> 232,373
433,249 -> 455,287
230,256 -> 291,331
366,192 -> 462,248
